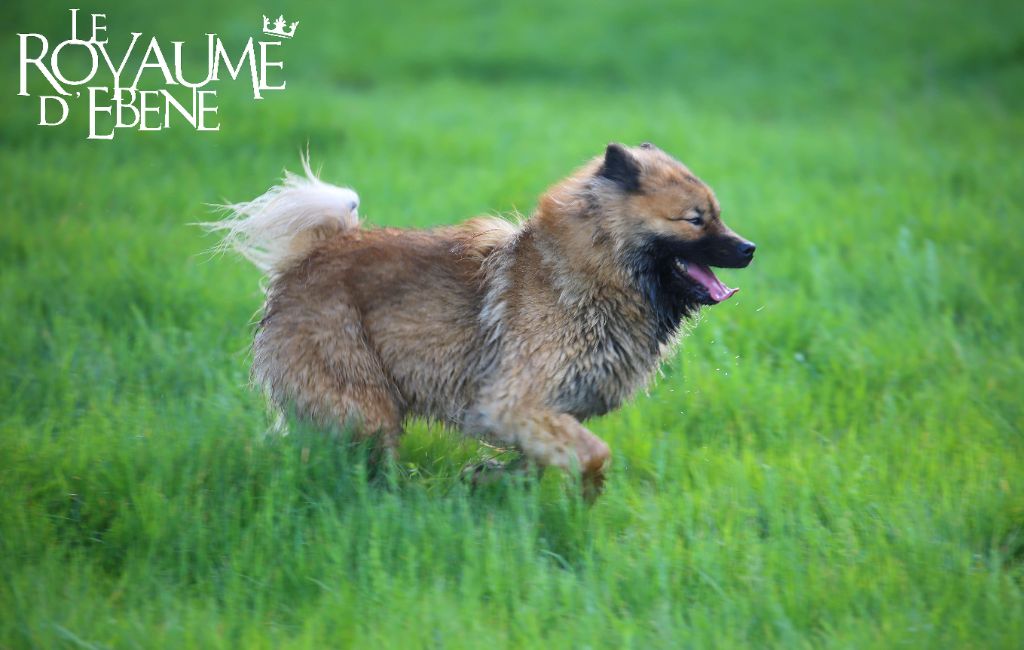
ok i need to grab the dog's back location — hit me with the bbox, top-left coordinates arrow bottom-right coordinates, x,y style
204,163 -> 520,436
261,223 -> 509,430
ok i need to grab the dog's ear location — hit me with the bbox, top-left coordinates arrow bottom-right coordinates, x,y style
598,143 -> 642,193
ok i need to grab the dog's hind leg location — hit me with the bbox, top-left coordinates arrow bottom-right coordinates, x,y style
324,381 -> 404,466
254,302 -> 405,464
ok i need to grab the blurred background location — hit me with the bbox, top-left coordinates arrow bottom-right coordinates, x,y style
3,0 -> 1022,647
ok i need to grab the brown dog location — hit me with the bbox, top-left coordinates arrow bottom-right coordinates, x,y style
208,143 -> 755,497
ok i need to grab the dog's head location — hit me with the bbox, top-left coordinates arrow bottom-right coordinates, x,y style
596,142 -> 754,304
581,143 -> 755,310
534,142 -> 755,340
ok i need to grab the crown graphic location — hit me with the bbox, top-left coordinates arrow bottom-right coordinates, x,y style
262,14 -> 298,39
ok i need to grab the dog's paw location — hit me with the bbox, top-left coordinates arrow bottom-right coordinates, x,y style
460,458 -> 508,487
460,456 -> 535,490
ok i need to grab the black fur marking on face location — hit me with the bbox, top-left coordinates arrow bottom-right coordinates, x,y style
622,234 -> 707,345
692,233 -> 755,268
598,143 -> 642,193
621,229 -> 754,344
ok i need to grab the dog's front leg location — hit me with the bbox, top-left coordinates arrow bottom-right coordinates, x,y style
467,404 -> 611,500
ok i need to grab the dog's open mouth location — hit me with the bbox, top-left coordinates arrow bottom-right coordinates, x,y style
673,259 -> 738,303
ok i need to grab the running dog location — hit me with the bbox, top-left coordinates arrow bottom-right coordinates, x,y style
208,143 -> 756,498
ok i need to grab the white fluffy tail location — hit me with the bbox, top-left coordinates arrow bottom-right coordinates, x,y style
203,157 -> 360,277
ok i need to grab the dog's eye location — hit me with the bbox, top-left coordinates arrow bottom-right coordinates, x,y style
682,210 -> 704,225
669,209 -> 704,224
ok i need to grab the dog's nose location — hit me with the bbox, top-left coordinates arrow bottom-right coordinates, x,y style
739,241 -> 756,259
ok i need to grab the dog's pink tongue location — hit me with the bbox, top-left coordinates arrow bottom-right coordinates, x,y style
686,264 -> 738,303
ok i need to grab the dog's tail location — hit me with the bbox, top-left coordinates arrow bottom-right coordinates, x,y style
202,157 -> 360,277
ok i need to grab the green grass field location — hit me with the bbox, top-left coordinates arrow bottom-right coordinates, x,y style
2,0 -> 1023,647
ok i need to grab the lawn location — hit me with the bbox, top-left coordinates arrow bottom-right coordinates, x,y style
2,0 -> 1023,647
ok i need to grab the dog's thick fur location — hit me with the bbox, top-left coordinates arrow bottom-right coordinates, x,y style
208,143 -> 755,497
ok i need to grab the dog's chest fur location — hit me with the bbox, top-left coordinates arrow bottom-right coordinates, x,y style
488,233 -> 668,421
549,293 -> 663,420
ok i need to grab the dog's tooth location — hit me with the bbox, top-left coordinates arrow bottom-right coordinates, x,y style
675,259 -> 688,273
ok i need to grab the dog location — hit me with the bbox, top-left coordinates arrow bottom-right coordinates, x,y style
207,143 -> 755,498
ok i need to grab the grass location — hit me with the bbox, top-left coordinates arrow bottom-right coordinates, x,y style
2,0 -> 1023,647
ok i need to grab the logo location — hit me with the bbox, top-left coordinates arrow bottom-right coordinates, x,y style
17,9 -> 297,140
263,15 -> 298,39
